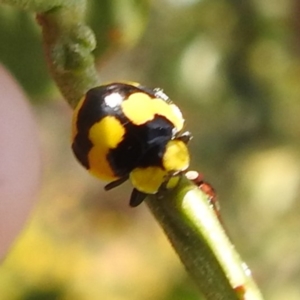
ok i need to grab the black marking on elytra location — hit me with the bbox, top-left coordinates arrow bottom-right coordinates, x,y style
76,86 -> 121,132
72,135 -> 93,169
107,116 -> 174,177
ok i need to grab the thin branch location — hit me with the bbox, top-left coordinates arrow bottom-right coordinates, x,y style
147,176 -> 264,300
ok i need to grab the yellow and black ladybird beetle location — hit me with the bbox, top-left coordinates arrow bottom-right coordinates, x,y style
71,82 -> 192,207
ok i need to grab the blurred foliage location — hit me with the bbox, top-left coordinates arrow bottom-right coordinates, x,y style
1,0 -> 300,299
0,0 -> 149,100
0,7 -> 51,98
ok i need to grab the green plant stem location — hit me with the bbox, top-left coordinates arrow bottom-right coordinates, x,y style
37,8 -> 100,108
1,0 -> 100,108
147,176 -> 264,300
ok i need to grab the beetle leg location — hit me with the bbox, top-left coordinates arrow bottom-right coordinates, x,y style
129,188 -> 147,207
104,176 -> 129,191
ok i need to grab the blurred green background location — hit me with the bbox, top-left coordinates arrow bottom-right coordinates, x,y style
1,0 -> 300,299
